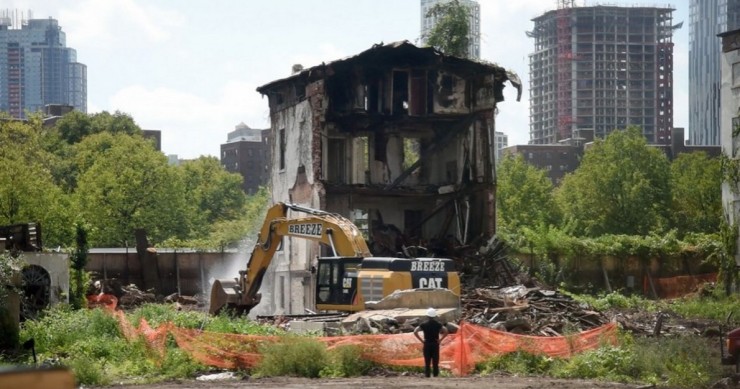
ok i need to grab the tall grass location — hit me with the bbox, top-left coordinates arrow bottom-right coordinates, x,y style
11,304 -> 282,386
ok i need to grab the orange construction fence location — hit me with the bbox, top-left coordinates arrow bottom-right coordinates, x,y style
87,294 -> 618,376
643,273 -> 717,299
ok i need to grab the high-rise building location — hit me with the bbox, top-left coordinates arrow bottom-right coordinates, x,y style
220,123 -> 271,194
528,4 -> 678,145
420,0 -> 480,59
0,11 -> 86,118
494,131 -> 508,164
688,0 -> 740,146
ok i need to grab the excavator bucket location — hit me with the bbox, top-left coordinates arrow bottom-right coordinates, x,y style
209,279 -> 240,315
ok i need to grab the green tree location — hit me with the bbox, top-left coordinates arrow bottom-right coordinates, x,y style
669,152 -> 721,235
423,0 -> 471,58
179,156 -> 248,236
70,221 -> 90,309
55,110 -> 142,145
74,133 -> 188,246
0,117 -> 74,247
496,153 -> 558,231
51,111 -> 145,191
555,127 -> 671,237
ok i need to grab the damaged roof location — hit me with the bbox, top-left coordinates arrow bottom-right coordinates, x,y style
256,40 -> 521,101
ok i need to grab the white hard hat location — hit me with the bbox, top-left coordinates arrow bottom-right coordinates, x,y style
426,307 -> 437,318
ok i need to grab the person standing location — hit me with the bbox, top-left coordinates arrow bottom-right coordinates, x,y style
413,307 -> 449,377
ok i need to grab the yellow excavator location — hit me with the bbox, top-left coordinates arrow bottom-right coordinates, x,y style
209,202 -> 461,315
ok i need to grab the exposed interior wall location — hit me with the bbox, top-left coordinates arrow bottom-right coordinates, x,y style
720,34 -> 740,267
266,98 -> 322,315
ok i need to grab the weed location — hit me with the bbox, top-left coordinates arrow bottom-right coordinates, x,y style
566,290 -> 658,312
254,336 -> 328,378
68,355 -> 108,386
128,303 -> 206,329
479,351 -> 557,376
667,292 -> 740,322
320,345 -> 374,377
204,311 -> 284,335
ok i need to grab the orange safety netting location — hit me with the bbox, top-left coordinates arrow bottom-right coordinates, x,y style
86,294 -> 618,376
643,273 -> 717,299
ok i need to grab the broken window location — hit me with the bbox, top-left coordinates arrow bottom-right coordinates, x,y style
279,128 -> 286,170
328,138 -> 347,183
365,78 -> 381,113
352,137 -> 369,184
392,70 -> 409,115
350,209 -> 369,240
409,69 -> 427,116
403,138 -> 420,170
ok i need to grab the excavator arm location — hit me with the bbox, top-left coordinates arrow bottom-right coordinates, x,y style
209,202 -> 370,315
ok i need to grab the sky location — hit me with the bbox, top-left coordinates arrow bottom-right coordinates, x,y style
7,0 -> 690,159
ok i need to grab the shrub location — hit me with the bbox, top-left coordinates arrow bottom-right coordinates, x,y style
68,355 -> 108,386
479,351 -> 557,376
17,304 -> 208,386
553,345 -> 635,382
320,345 -> 374,377
633,336 -> 720,389
128,303 -> 206,329
254,336 -> 328,378
204,311 -> 284,335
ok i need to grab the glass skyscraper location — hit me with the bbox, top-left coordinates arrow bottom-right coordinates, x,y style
689,0 -> 740,145
0,12 -> 86,118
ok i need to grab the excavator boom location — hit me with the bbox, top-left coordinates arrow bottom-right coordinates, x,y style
209,203 -> 371,314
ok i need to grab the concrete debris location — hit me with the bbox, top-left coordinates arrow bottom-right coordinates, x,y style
195,372 -> 237,381
88,278 -> 204,310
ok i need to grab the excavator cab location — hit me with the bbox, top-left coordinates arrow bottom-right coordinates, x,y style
315,257 -> 362,310
315,256 -> 459,312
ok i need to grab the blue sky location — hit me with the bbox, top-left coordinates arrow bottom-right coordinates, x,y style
8,0 -> 690,159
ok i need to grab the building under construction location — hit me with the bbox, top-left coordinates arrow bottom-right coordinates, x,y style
528,1 -> 680,145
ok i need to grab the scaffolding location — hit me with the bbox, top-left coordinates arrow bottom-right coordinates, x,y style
528,3 -> 678,144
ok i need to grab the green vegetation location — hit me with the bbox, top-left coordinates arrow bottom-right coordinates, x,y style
496,153 -> 559,231
320,345 -> 375,378
556,126 -> 671,237
1,292 -> 735,387
254,337 -> 328,378
423,0 -> 472,58
0,111 -> 268,249
477,332 -> 726,388
0,253 -> 24,349
11,304 -> 286,386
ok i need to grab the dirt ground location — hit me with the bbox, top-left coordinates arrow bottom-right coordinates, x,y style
104,375 -> 647,389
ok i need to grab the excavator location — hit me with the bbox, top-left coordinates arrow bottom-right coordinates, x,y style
209,202 -> 461,315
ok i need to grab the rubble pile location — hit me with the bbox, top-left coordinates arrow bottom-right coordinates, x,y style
88,278 -> 204,310
460,285 -> 610,336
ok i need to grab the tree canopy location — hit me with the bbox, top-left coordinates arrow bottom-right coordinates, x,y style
423,0 -> 471,58
73,132 -> 189,246
669,151 -> 721,235
555,127 -> 671,237
496,153 -> 559,231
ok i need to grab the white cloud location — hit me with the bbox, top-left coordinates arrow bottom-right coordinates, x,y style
57,0 -> 184,49
108,81 -> 269,159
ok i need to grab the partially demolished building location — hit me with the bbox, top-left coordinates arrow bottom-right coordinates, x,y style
255,41 -> 519,315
